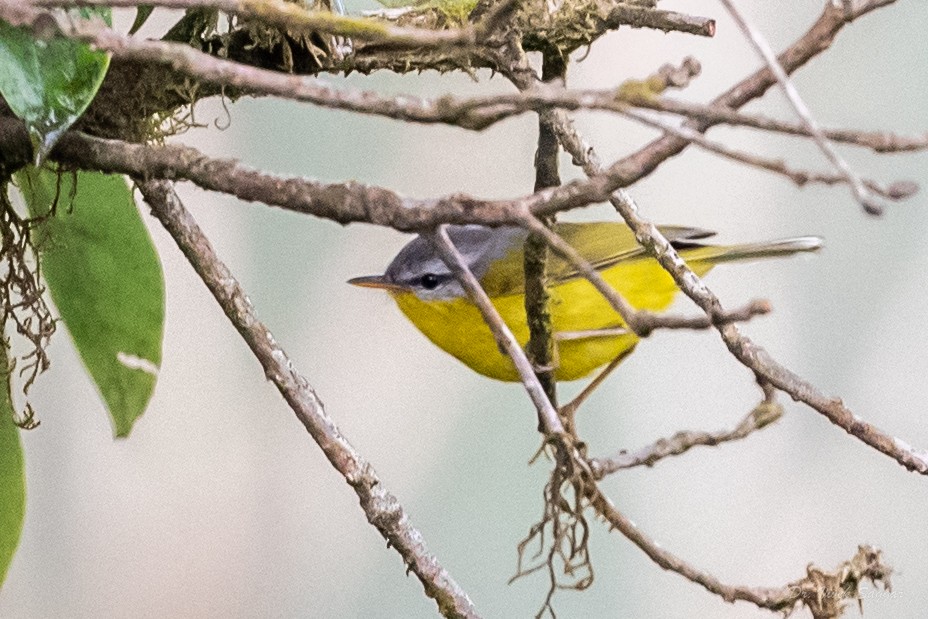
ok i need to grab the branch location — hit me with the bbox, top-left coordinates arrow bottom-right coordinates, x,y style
0,114 -> 761,233
0,3 -> 666,130
521,3 -> 716,47
7,1 -> 924,175
608,192 -> 928,475
542,79 -> 928,473
425,226 -> 564,436
718,0 -> 882,214
589,486 -> 891,614
608,0 -> 904,196
26,0 -> 714,74
524,52 -> 565,409
605,5 -> 715,37
639,96 -> 928,155
30,0 -> 477,48
590,387 -> 783,477
619,107 -> 906,199
138,180 -> 479,619
522,3 -> 928,476
0,116 -> 534,228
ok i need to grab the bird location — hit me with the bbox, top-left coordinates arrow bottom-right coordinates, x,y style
349,222 -> 821,382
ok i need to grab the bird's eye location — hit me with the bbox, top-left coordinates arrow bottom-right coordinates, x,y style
420,273 -> 440,290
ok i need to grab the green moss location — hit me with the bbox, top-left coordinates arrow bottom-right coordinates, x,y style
615,77 -> 662,102
427,0 -> 479,24
376,0 -> 478,25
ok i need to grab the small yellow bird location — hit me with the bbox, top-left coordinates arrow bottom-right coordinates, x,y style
349,222 -> 821,381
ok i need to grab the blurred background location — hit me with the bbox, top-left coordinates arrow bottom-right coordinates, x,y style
2,0 -> 927,616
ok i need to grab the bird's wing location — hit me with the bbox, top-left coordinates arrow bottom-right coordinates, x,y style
548,222 -> 714,282
479,222 -> 714,297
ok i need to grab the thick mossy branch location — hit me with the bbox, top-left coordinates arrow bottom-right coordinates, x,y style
523,52 -> 565,411
77,62 -> 218,142
7,0 -> 715,145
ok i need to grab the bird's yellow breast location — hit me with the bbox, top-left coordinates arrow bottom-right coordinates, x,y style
391,258 -> 714,381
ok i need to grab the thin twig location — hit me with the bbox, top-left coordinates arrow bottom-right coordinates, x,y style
619,108 -> 904,199
0,116 -> 536,229
589,390 -> 783,477
718,0 -> 883,214
425,226 -> 564,436
529,10 -> 928,483
608,0 -> 903,197
609,191 -> 928,475
138,180 -> 480,619
549,93 -> 928,474
641,96 -> 928,155
589,486 -> 891,613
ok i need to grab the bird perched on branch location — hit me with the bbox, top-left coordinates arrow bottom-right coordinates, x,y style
350,222 -> 821,381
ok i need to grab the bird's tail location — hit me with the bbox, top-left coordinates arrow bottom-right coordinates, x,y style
685,236 -> 824,264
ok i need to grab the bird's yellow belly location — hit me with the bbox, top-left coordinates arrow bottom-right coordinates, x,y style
391,259 -> 710,381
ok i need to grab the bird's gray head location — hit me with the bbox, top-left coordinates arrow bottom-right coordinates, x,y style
349,225 -> 525,300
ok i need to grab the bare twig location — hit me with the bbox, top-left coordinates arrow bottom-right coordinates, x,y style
0,113 -> 831,237
590,389 -> 783,477
0,116 -> 537,228
619,108 -> 905,199
640,96 -> 928,155
608,192 -> 928,475
611,0 -> 902,200
718,0 -> 882,214
138,180 -> 480,619
425,226 -> 564,436
525,3 -> 928,479
590,486 -> 891,614
547,94 -> 928,474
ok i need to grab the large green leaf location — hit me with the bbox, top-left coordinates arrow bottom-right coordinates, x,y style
18,168 -> 164,437
129,5 -> 154,35
0,349 -> 25,589
0,8 -> 112,163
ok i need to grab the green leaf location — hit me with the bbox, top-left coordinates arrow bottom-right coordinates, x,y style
0,349 -> 25,590
0,8 -> 112,163
18,168 -> 165,437
129,6 -> 154,35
